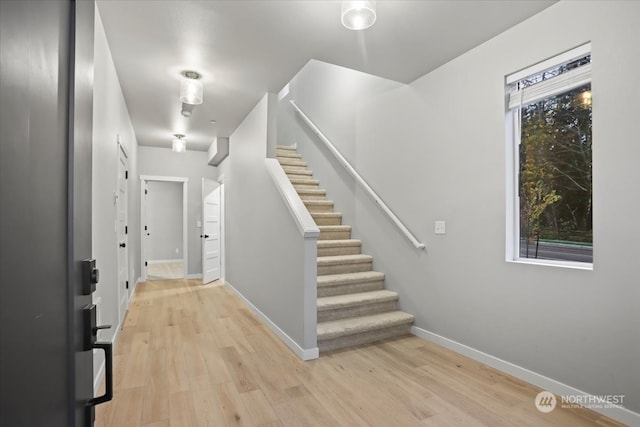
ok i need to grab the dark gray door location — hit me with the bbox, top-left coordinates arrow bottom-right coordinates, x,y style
71,0 -> 98,425
0,0 -> 98,426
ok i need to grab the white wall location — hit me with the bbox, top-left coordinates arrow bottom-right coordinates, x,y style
278,60 -> 401,228
92,6 -> 140,383
137,146 -> 217,276
220,94 -> 316,355
146,181 -> 183,261
279,1 -> 640,417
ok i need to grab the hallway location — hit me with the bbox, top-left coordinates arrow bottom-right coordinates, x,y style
95,280 -> 623,427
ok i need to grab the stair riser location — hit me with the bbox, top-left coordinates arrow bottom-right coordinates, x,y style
304,203 -> 333,213
317,261 -> 372,275
299,193 -> 326,201
319,230 -> 351,240
282,165 -> 310,173
317,245 -> 361,257
294,184 -> 320,191
287,173 -> 313,181
290,178 -> 319,186
276,152 -> 302,159
278,159 -> 307,167
285,169 -> 313,181
317,280 -> 384,297
313,216 -> 342,226
318,323 -> 412,353
318,300 -> 398,323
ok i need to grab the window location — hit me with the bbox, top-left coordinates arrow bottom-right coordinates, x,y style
506,44 -> 593,267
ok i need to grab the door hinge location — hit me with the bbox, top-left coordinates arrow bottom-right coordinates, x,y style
145,261 -> 148,267
144,225 -> 147,231
126,280 -> 129,289
145,189 -> 148,195
125,171 -> 128,179
125,226 -> 128,234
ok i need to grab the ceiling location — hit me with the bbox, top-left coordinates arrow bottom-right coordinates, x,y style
97,0 -> 556,152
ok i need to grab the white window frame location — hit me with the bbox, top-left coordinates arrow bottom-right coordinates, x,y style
505,43 -> 593,270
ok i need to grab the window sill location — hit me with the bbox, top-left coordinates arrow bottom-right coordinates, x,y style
507,258 -> 593,271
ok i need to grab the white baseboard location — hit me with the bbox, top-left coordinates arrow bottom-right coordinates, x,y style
187,273 -> 202,279
411,326 -> 639,426
225,280 -> 318,361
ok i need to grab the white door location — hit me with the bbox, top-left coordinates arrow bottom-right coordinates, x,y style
117,144 -> 129,317
202,178 -> 221,284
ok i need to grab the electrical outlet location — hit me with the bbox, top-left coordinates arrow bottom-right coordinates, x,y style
435,221 -> 446,235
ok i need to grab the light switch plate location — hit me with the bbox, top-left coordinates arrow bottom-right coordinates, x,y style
196,220 -> 202,228
435,221 -> 446,234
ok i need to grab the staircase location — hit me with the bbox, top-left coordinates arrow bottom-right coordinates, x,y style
276,145 -> 414,352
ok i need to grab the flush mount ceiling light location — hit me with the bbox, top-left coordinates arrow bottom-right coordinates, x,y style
180,71 -> 203,105
172,134 -> 186,153
341,1 -> 376,30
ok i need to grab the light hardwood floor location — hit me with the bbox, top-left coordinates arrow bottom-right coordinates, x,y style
95,279 -> 625,427
146,261 -> 184,281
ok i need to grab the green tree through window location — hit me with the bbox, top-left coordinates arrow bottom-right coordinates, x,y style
520,84 -> 592,260
507,47 -> 592,264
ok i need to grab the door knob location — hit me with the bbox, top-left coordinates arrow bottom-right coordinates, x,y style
119,242 -> 126,248
204,234 -> 210,238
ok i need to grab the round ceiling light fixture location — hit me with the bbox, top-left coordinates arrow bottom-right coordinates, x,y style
172,134 -> 187,153
341,1 -> 376,31
180,71 -> 203,105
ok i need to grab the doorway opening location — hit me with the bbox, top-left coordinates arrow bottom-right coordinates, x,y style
140,175 -> 188,281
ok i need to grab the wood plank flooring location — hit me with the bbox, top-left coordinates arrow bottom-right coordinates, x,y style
95,279 -> 625,427
146,261 -> 184,281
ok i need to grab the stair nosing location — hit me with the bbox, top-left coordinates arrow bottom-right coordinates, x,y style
300,201 -> 333,206
317,239 -> 361,247
318,225 -> 351,231
311,212 -> 342,216
297,189 -> 326,193
317,254 -> 373,265
317,271 -> 385,286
